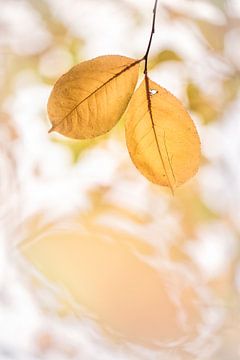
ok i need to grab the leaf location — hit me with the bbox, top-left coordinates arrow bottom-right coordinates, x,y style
196,20 -> 226,52
125,77 -> 201,192
150,49 -> 182,70
47,55 -> 140,139
187,83 -> 219,124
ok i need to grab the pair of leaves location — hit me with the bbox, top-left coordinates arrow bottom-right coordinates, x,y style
47,55 -> 201,191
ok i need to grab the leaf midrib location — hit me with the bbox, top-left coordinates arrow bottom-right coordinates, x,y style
144,76 -> 176,192
50,59 -> 141,131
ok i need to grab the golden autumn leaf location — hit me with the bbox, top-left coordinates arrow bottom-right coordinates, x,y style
47,55 -> 140,139
125,77 -> 201,191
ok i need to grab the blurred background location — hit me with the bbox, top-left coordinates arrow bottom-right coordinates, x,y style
1,0 -> 240,359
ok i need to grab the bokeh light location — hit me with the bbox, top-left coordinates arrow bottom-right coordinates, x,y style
0,0 -> 240,359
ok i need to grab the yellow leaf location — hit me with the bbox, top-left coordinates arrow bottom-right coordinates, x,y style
187,83 -> 219,124
150,49 -> 182,70
125,77 -> 201,191
47,55 -> 140,139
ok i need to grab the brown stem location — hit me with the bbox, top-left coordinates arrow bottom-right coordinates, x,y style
143,0 -> 159,74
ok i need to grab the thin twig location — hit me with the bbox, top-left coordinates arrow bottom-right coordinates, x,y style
143,0 -> 159,74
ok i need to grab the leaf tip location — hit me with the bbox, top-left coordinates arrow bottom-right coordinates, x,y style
48,126 -> 55,134
169,185 -> 175,196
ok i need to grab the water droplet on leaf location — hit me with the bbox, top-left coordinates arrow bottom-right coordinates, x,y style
149,89 -> 158,96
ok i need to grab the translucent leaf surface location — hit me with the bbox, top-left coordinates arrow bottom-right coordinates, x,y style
48,55 -> 140,139
125,77 -> 201,191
